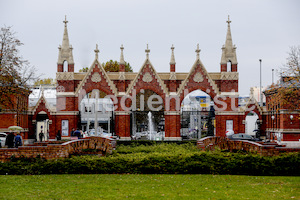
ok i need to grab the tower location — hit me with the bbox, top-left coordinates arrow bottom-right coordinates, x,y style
219,16 -> 239,94
57,16 -> 74,72
220,16 -> 237,72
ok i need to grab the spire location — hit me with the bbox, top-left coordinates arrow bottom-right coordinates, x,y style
61,15 -> 71,55
195,44 -> 201,60
170,44 -> 176,65
221,15 -> 237,65
57,15 -> 74,69
145,44 -> 150,59
94,44 -> 99,59
120,44 -> 125,65
225,15 -> 233,52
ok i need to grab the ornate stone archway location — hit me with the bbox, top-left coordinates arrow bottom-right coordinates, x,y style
53,16 -> 246,140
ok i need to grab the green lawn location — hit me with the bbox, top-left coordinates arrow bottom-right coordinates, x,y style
0,174 -> 299,200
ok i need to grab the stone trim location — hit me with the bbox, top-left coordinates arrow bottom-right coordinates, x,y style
56,92 -> 75,97
169,72 -> 176,80
119,137 -> 131,141
125,59 -> 169,96
215,111 -> 244,115
177,59 -> 219,96
219,92 -> 239,96
75,59 -> 118,96
164,137 -> 182,141
279,110 -> 300,114
52,111 -> 79,115
242,95 -> 263,115
114,111 -> 131,115
32,94 -> 53,115
56,72 -> 74,80
164,111 -> 181,115
220,72 -> 238,80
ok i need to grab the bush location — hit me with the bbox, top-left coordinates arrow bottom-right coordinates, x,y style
0,143 -> 299,175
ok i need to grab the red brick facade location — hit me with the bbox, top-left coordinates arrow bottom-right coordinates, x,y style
6,17 -> 297,142
264,81 -> 300,141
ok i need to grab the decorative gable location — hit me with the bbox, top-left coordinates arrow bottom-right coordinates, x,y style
178,59 -> 219,99
75,59 -> 117,96
32,95 -> 52,116
126,59 -> 168,97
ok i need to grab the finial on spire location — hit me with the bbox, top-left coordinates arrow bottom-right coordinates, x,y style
94,44 -> 99,59
145,44 -> 150,59
63,15 -> 68,27
120,44 -> 125,65
170,44 -> 176,65
195,44 -> 201,59
226,15 -> 231,25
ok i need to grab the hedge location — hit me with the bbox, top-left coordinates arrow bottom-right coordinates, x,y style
0,151 -> 299,176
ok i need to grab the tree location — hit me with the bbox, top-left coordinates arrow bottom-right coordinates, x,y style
79,67 -> 88,72
103,60 -> 133,72
34,78 -> 55,85
280,45 -> 300,77
0,26 -> 37,119
265,45 -> 300,112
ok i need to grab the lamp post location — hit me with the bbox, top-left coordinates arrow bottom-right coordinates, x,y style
259,59 -> 262,107
272,69 -> 274,84
271,115 -> 275,141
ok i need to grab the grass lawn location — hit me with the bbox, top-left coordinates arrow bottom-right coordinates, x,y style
0,174 -> 299,200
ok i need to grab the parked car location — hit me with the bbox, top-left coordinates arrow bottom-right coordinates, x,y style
225,130 -> 234,137
0,132 -> 7,148
227,133 -> 260,142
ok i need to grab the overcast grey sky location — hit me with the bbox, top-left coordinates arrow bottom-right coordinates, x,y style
1,0 -> 300,96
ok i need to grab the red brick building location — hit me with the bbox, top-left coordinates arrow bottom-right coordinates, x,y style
0,89 -> 30,134
264,77 -> 300,141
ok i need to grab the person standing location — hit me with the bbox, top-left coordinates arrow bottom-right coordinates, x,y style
71,128 -> 75,136
5,132 -> 15,148
15,133 -> 22,148
56,130 -> 61,141
39,130 -> 44,142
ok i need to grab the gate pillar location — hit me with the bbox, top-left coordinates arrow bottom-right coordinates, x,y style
115,111 -> 131,140
164,111 -> 181,141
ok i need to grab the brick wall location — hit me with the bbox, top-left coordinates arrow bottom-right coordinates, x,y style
0,136 -> 116,162
197,136 -> 300,156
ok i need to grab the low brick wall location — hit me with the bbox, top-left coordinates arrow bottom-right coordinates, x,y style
0,136 -> 116,162
197,137 -> 300,156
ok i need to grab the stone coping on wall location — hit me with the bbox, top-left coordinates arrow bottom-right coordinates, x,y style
197,136 -> 300,156
0,136 -> 116,162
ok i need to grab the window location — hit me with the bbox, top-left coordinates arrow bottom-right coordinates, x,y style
63,60 -> 68,72
227,60 -> 232,72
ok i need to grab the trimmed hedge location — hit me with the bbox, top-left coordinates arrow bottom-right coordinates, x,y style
0,143 -> 299,175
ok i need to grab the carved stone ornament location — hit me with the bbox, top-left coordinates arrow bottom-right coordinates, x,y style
56,72 -> 74,80
119,72 -> 125,80
169,72 -> 176,80
56,85 -> 65,92
91,72 -> 102,83
142,72 -> 153,83
193,72 -> 204,83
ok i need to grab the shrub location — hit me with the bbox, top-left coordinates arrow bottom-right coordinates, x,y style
0,143 -> 299,175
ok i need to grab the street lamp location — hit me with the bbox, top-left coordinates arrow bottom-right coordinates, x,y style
290,115 -> 293,124
272,69 -> 274,84
259,59 -> 262,107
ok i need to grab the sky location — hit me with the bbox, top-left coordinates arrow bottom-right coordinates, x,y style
1,0 -> 300,96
